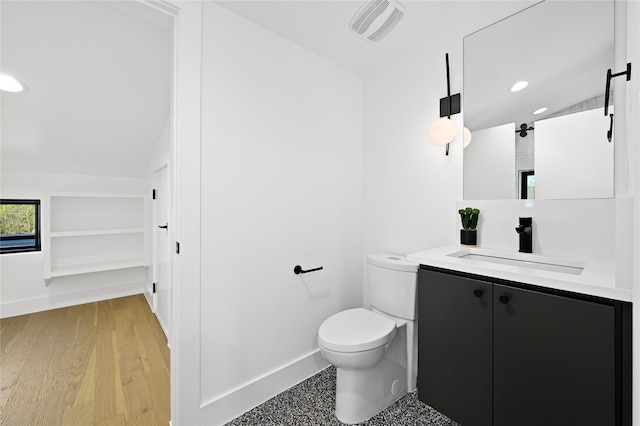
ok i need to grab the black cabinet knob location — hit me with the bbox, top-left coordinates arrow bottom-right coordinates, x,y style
473,289 -> 483,298
499,295 -> 510,304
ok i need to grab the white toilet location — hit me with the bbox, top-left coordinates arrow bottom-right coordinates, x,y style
318,253 -> 418,424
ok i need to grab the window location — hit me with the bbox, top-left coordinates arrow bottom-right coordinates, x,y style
520,171 -> 535,200
0,199 -> 41,254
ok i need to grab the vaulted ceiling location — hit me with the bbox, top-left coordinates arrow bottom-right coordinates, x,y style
1,1 -> 172,178
2,0 -> 608,179
2,0 -> 536,180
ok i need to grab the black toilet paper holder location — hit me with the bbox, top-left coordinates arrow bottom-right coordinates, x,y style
294,265 -> 323,275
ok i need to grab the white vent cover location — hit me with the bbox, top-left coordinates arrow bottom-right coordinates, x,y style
350,0 -> 404,42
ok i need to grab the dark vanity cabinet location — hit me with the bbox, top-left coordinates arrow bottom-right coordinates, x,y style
418,270 -> 493,426
417,266 -> 632,426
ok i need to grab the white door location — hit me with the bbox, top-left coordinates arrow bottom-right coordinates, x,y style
153,165 -> 172,340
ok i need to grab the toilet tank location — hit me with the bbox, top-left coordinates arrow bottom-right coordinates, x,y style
367,253 -> 418,320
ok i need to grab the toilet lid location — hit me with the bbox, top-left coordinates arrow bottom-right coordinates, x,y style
318,308 -> 397,353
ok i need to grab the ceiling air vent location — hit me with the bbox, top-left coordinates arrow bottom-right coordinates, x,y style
349,0 -> 404,42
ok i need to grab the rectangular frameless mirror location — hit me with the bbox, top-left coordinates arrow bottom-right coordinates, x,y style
463,0 -> 614,200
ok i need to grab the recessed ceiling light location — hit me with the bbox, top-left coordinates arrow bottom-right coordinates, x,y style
533,107 -> 548,115
510,81 -> 528,92
0,74 -> 24,92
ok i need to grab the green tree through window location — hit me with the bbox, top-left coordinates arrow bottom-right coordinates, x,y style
0,200 -> 41,253
0,204 -> 36,234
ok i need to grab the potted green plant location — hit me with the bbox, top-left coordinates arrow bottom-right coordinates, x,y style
459,207 -> 480,247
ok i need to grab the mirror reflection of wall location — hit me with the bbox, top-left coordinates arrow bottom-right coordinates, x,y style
463,123 -> 515,200
536,106 -> 613,199
463,0 -> 614,200
515,122 -> 534,199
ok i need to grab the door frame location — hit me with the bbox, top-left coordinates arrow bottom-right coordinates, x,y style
152,163 -> 171,337
140,1 -> 202,424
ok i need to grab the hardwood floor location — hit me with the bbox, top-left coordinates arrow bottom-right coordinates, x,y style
0,295 -> 170,425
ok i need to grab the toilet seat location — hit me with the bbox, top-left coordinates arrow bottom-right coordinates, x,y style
318,308 -> 396,353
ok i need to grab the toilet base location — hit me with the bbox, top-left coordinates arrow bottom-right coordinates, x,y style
333,326 -> 408,426
335,356 -> 406,424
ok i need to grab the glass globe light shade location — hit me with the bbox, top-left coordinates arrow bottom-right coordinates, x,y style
0,74 -> 23,92
429,117 -> 457,145
463,127 -> 472,148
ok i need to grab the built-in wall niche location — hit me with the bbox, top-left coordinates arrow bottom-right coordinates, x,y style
43,193 -> 150,281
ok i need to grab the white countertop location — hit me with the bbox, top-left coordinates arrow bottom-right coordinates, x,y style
407,245 -> 632,302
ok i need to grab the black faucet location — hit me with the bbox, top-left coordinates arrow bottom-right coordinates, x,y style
515,217 -> 533,253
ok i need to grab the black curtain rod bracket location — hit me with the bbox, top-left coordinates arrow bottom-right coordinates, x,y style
604,62 -> 632,116
603,62 -> 631,143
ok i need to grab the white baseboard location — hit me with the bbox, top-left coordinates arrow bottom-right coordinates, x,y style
200,349 -> 329,426
156,311 -> 169,340
0,282 -> 145,318
142,285 -> 169,341
144,288 -> 154,311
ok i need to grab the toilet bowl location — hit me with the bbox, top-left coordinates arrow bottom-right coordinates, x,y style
318,254 -> 418,424
319,308 -> 397,370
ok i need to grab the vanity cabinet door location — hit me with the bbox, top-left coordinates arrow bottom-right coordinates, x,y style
418,269 -> 492,426
493,284 -> 616,426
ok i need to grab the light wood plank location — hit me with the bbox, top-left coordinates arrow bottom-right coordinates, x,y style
38,305 -> 83,399
62,400 -> 95,425
96,413 -> 127,426
112,330 -> 126,417
28,391 -> 67,425
73,345 -> 97,406
65,303 -> 98,406
0,377 -> 45,424
0,310 -> 50,410
94,312 -> 119,422
0,295 -> 170,425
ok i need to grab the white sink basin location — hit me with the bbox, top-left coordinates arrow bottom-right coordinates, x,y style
447,249 -> 585,275
407,245 -> 628,302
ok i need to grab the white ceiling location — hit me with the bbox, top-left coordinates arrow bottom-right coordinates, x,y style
214,0 -> 535,77
464,0 -> 614,131
1,1 -> 172,178
217,0 -> 614,131
3,0 -> 610,178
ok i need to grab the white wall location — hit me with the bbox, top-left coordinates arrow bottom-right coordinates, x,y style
623,1 -> 640,424
148,116 -> 171,175
362,40 -> 464,302
455,198 -> 617,263
464,123 -> 516,200
362,3 -> 640,425
0,170 -> 148,318
535,107 -> 614,199
198,3 -> 364,424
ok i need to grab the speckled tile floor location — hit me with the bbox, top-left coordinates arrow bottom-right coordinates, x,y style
225,367 -> 460,426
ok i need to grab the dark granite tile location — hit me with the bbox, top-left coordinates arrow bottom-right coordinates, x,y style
225,367 -> 459,426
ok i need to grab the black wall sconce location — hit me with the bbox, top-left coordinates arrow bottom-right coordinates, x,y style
440,53 -> 461,118
516,123 -> 534,138
429,53 -> 461,156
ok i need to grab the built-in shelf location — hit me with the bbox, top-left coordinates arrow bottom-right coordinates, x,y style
50,228 -> 145,238
48,259 -> 147,278
43,193 -> 150,281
